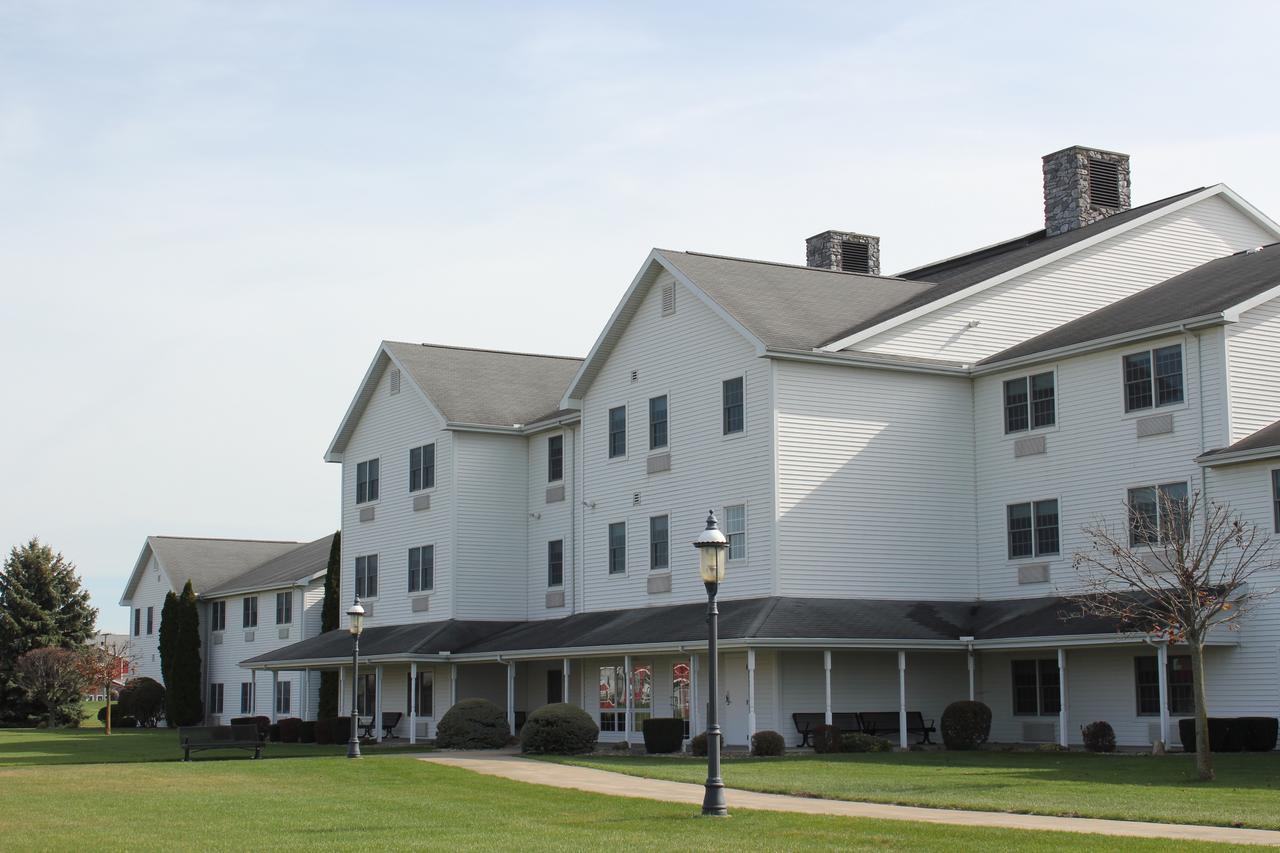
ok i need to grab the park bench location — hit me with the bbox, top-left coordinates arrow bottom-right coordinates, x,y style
858,711 -> 936,744
358,712 -> 405,740
178,724 -> 264,761
792,712 -> 861,747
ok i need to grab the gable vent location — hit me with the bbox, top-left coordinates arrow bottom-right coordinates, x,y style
839,240 -> 871,273
661,283 -> 676,316
389,368 -> 401,395
1087,158 -> 1122,208
630,369 -> 638,383
632,492 -> 641,506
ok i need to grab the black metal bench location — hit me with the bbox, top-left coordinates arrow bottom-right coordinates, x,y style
381,711 -> 403,739
792,712 -> 861,747
858,711 -> 936,744
178,724 -> 264,761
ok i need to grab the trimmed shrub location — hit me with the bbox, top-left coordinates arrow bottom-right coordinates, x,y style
1037,742 -> 1068,752
117,677 -> 166,727
642,718 -> 685,754
689,731 -> 708,756
278,717 -> 302,743
253,716 -> 271,737
267,723 -> 281,743
300,720 -> 317,743
314,717 -> 335,745
842,732 -> 891,753
1081,721 -> 1116,753
751,730 -> 786,757
520,703 -> 599,755
1239,717 -> 1278,752
435,698 -> 510,749
941,700 -> 992,750
1179,718 -> 1247,753
97,704 -> 121,723
114,715 -> 138,728
336,716 -> 352,742
812,723 -> 843,754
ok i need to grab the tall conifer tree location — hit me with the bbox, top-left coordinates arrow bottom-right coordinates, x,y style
318,531 -> 341,719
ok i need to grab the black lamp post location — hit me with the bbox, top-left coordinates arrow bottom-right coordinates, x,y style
693,510 -> 729,817
347,596 -> 366,759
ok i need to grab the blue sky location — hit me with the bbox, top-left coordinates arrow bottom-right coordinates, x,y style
3,1 -> 1279,632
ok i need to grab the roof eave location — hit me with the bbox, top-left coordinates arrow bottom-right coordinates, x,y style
202,571 -> 326,600
764,348 -> 972,376
1197,445 -> 1280,467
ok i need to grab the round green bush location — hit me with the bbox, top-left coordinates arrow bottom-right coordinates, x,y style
642,718 -> 685,754
117,677 -> 166,727
941,700 -> 992,750
435,698 -> 511,749
689,731 -> 708,756
520,703 -> 599,754
750,730 -> 785,757
842,732 -> 891,753
1081,720 -> 1116,753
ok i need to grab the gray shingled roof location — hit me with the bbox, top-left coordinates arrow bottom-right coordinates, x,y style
202,534 -> 336,597
146,536 -> 303,594
1200,418 -> 1280,461
242,619 -> 522,666
384,342 -> 582,427
981,243 -> 1280,366
655,250 -> 933,351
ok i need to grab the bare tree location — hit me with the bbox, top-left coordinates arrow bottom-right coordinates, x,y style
1071,489 -> 1276,781
14,647 -> 88,730
77,638 -> 134,735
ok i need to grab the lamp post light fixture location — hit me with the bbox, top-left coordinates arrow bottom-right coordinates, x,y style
347,596 -> 366,759
693,510 -> 729,817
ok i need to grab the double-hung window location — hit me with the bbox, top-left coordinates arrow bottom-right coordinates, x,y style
1124,345 -> 1184,412
146,606 -> 154,635
408,670 -> 433,717
608,523 -> 626,574
242,596 -> 258,628
1011,660 -> 1061,716
240,681 -> 254,714
357,673 -> 376,716
275,680 -> 291,715
355,554 -> 378,598
208,683 -> 224,715
547,435 -> 563,482
409,444 -> 435,492
133,608 -> 140,637
724,505 -> 746,560
1135,655 -> 1194,715
547,540 -> 563,587
608,407 -> 627,458
1007,500 -> 1060,559
722,377 -> 744,435
356,458 -> 380,503
649,396 -> 668,450
408,546 -> 433,593
598,665 -> 625,731
211,600 -> 226,631
1272,469 -> 1279,532
275,592 -> 292,625
1127,482 -> 1189,547
1003,372 -> 1055,433
649,515 -> 669,572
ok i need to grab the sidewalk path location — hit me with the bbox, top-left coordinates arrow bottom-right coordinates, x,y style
418,753 -> 1280,847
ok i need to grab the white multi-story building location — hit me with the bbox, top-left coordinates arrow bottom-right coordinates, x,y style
230,145 -> 1279,748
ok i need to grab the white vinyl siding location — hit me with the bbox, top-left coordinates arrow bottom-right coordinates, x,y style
1226,294 -> 1280,442
453,431 -> 529,620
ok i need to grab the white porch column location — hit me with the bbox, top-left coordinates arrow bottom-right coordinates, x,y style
338,666 -> 346,716
690,654 -> 699,737
967,649 -> 976,701
271,670 -> 279,723
1157,642 -> 1170,746
409,662 -> 418,746
562,658 -> 571,704
746,648 -> 757,739
450,663 -> 458,709
374,664 -> 384,743
823,650 -> 832,725
1057,648 -> 1068,748
897,651 -> 908,751
302,670 -> 310,721
506,661 -> 516,734
623,654 -> 633,747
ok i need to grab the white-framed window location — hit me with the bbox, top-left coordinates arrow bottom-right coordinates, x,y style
275,592 -> 292,625
211,600 -> 226,631
672,661 -> 691,737
240,681 -> 254,714
133,608 -> 140,637
649,396 -> 668,450
146,606 -> 154,635
356,458 -> 380,503
598,665 -> 625,731
722,377 -> 744,435
408,546 -> 433,593
1007,500 -> 1060,559
1003,371 -> 1056,433
724,504 -> 746,561
608,522 -> 626,574
1123,345 -> 1184,412
1127,482 -> 1189,547
608,407 -> 627,458
547,435 -> 563,482
1135,655 -> 1194,715
408,670 -> 433,717
547,540 -> 563,588
1011,659 -> 1060,716
356,673 -> 376,717
208,683 -> 224,715
649,515 -> 669,571
242,596 -> 258,628
355,554 -> 378,598
275,680 -> 291,716
409,444 -> 435,492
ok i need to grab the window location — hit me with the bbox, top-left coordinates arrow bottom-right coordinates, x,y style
242,596 -> 258,628
649,515 -> 669,572
724,505 -> 746,560
1135,655 -> 1194,715
1128,482 -> 1189,547
1272,470 -> 1279,532
547,540 -> 563,587
608,407 -> 626,458
1003,372 -> 1055,433
275,680 -> 291,716
1124,345 -> 1183,412
357,673 -> 376,716
133,608 -> 140,637
275,592 -> 292,625
211,600 -> 226,632
408,670 -> 433,717
409,444 -> 435,492
547,670 -> 563,704
599,665 -> 625,731
648,396 -> 668,450
408,546 -> 433,593
608,523 -> 626,574
672,661 -> 691,737
146,606 -> 154,635
1011,659 -> 1061,716
356,458 -> 380,503
631,661 -> 652,728
547,435 -> 563,482
722,377 -> 744,435
208,683 -> 224,715
355,554 -> 378,598
240,681 -> 255,715
1007,500 -> 1059,558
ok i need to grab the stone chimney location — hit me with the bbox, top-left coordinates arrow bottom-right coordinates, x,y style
1042,146 -> 1131,237
805,231 -> 880,275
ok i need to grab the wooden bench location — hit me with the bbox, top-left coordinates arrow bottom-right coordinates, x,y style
792,712 -> 861,747
858,711 -> 936,744
178,724 -> 264,761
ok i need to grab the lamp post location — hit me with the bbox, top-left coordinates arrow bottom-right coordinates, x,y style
347,596 -> 366,759
693,510 -> 729,817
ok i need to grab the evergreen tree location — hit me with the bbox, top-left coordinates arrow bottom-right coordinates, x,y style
0,539 -> 96,722
318,531 -> 341,719
158,589 -> 178,717
167,580 -> 203,726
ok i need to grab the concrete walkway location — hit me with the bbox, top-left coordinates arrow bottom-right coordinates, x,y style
418,753 -> 1280,847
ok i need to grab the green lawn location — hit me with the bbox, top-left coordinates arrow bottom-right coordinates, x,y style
80,699 -> 106,728
546,751 -> 1280,831
0,729 -> 1250,852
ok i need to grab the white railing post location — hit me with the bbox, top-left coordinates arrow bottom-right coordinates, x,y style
409,662 -> 417,745
823,650 -> 833,725
1057,648 -> 1068,748
746,648 -> 757,740
897,651 -> 908,751
1157,642 -> 1170,747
